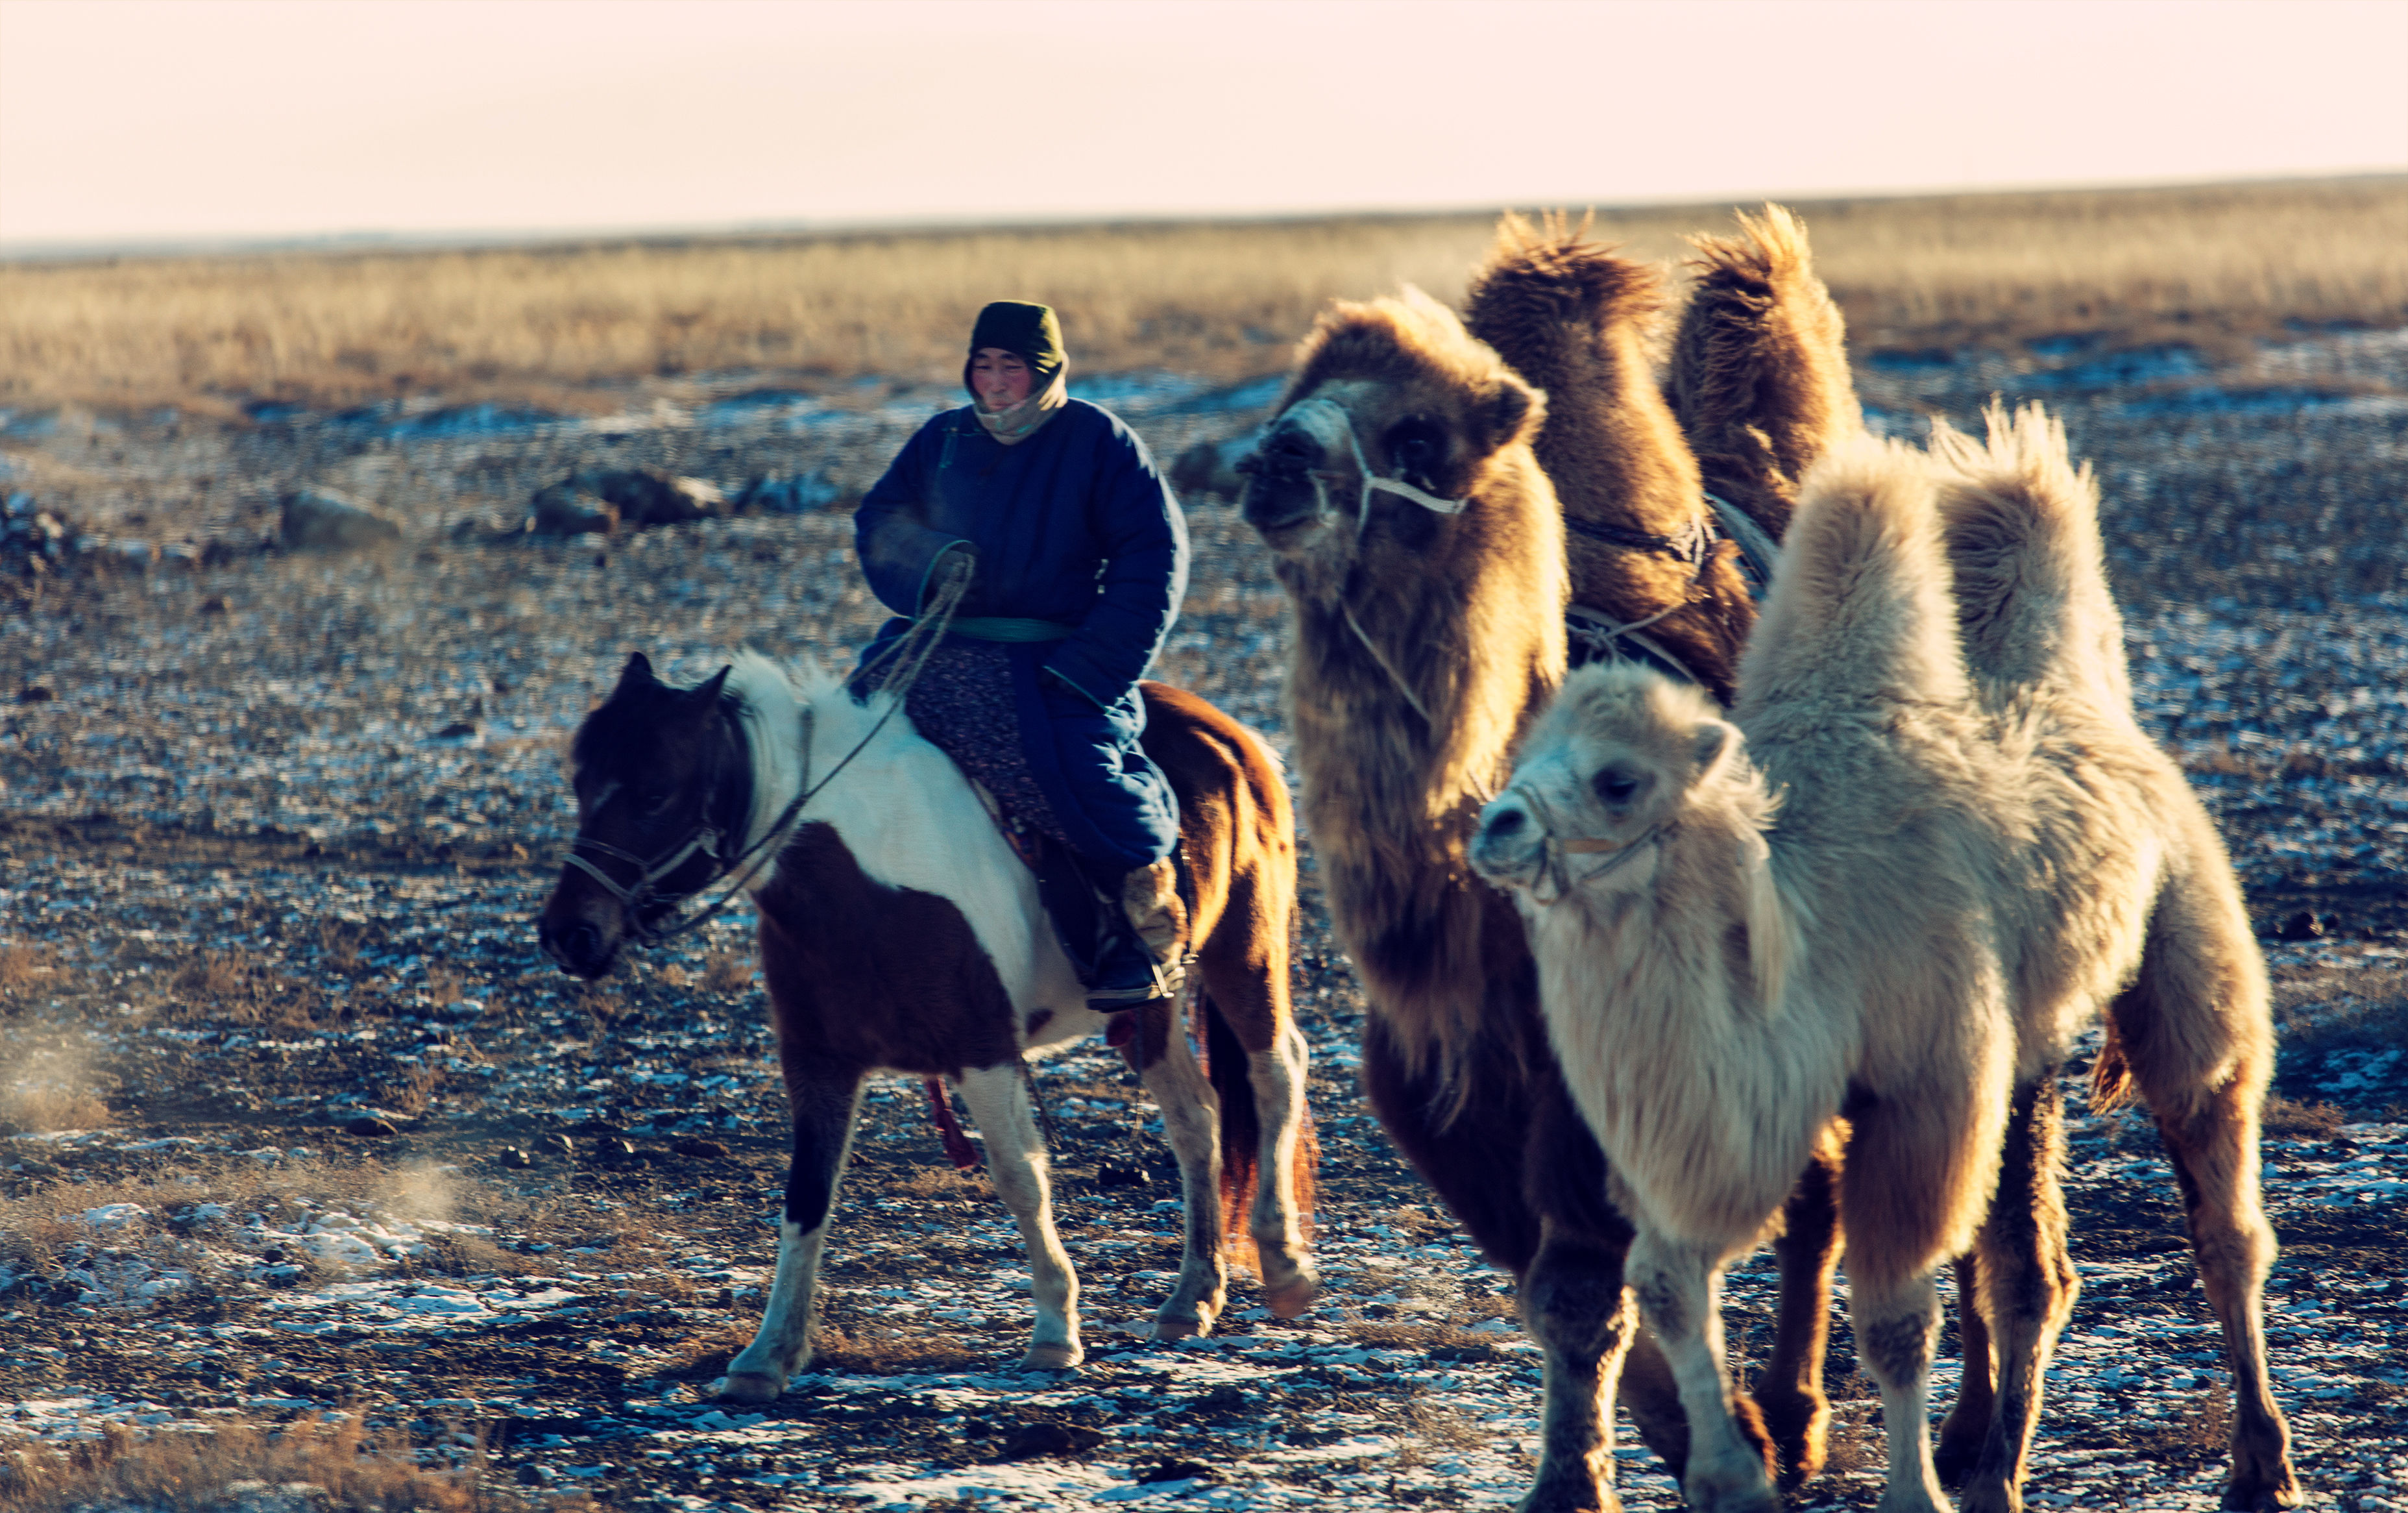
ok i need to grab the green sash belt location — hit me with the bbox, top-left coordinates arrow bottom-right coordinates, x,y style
930,616 -> 1075,643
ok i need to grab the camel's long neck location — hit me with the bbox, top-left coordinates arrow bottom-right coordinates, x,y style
1531,807 -> 1840,1242
1281,456 -> 1566,1064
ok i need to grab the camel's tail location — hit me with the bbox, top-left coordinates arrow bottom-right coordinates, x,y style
1668,203 -> 1862,542
1196,989 -> 1318,1269
1738,435 -> 1965,716
1928,402 -> 2132,711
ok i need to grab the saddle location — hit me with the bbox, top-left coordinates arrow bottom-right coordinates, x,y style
966,778 -> 1195,1000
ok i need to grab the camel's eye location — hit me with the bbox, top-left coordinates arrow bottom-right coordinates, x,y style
1384,417 -> 1447,486
1592,769 -> 1642,807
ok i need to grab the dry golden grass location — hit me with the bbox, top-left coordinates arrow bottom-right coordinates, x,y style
4,177 -> 2400,414
0,1414 -> 568,1513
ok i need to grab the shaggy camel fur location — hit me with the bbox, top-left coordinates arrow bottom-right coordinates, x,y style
1471,411 -> 2298,1513
1239,289 -> 1829,1512
1465,215 -> 1759,705
1463,214 -> 1846,1466
1667,204 -> 1862,542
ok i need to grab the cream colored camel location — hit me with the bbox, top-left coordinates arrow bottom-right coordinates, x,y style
1470,410 -> 2298,1513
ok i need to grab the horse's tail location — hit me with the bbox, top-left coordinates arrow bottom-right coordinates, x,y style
1195,987 -> 1319,1269
1197,986 -> 1261,1267
1928,401 -> 2132,712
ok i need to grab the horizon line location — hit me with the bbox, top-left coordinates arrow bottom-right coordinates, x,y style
7,168 -> 2402,266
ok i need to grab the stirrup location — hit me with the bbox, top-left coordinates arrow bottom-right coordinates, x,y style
1084,958 -> 1184,1014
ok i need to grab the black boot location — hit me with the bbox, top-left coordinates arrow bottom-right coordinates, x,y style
1071,857 -> 1168,1012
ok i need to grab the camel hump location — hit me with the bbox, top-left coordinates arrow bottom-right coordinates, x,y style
1465,211 -> 1666,347
1137,679 -> 1293,839
1928,403 -> 2132,710
1669,203 -> 1862,541
1737,435 -> 1967,716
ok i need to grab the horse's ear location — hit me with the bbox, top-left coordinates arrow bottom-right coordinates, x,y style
614,652 -> 656,695
691,664 -> 733,706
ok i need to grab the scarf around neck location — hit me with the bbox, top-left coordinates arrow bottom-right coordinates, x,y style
975,368 -> 1069,445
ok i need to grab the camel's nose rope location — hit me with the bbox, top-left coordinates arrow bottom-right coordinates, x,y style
1267,397 -> 1472,733
1496,782 -> 1662,906
1280,397 -> 1470,530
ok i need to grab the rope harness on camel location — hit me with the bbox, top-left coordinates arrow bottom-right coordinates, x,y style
1279,396 -> 1782,727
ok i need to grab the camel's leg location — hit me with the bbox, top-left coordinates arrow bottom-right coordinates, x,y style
955,1062 -> 1085,1370
1934,1252 -> 1997,1483
1839,1090 -> 1984,1513
1756,1137 -> 1842,1488
723,1064 -> 863,1402
2112,886 -> 2300,1511
1125,1000 -> 1232,1339
1959,1077 -> 2081,1513
1524,1076 -> 1714,1512
1625,1229 -> 1779,1513
1246,1018 -> 1319,1316
1363,1018 -> 1679,1512
1849,1267 -> 1951,1513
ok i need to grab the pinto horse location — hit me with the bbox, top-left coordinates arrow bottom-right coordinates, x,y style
537,651 -> 1318,1397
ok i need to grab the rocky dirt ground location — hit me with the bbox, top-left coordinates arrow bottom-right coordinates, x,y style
1,330 -> 2405,1511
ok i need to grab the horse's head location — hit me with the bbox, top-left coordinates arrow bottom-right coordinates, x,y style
539,652 -> 746,978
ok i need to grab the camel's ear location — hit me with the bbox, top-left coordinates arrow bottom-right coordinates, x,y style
690,664 -> 733,706
1692,719 -> 1743,786
613,652 -> 657,696
1478,375 -> 1545,452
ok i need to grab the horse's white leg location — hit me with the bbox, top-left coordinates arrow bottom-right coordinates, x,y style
955,1062 -> 1083,1370
1626,1229 -> 1782,1513
1851,1268 -> 1952,1513
724,1068 -> 862,1402
1248,1019 -> 1318,1317
1133,1009 -> 1230,1339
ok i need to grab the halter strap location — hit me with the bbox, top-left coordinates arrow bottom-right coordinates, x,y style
1509,781 -> 1664,907
1282,395 -> 1471,526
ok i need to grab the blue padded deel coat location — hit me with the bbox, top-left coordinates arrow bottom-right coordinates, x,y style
853,398 -> 1189,872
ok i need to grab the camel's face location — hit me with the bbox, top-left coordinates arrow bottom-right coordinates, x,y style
1472,665 -> 1734,899
1239,374 -> 1515,595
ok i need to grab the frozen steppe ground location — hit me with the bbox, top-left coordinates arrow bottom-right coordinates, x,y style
1,332 -> 2404,1510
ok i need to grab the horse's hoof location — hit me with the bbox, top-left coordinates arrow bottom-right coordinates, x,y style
1020,1342 -> 1084,1371
1262,1275 -> 1319,1319
1150,1312 -> 1208,1342
1513,1482 -> 1622,1513
718,1371 -> 784,1405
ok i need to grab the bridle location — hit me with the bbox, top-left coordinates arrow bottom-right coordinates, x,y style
1504,780 -> 1665,907
561,570 -> 971,948
561,708 -> 810,946
1274,396 -> 1472,730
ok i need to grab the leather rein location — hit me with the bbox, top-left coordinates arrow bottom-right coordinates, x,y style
563,572 -> 971,947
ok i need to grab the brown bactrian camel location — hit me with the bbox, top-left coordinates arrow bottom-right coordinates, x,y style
1667,203 -> 1863,543
1239,288 -> 1823,1513
1470,410 -> 2298,1513
1464,213 -> 1758,704
1457,215 -> 1849,1473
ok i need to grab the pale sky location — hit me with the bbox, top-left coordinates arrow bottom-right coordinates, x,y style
2,0 -> 2403,249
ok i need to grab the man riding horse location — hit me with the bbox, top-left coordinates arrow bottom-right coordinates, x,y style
853,300 -> 1189,1008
